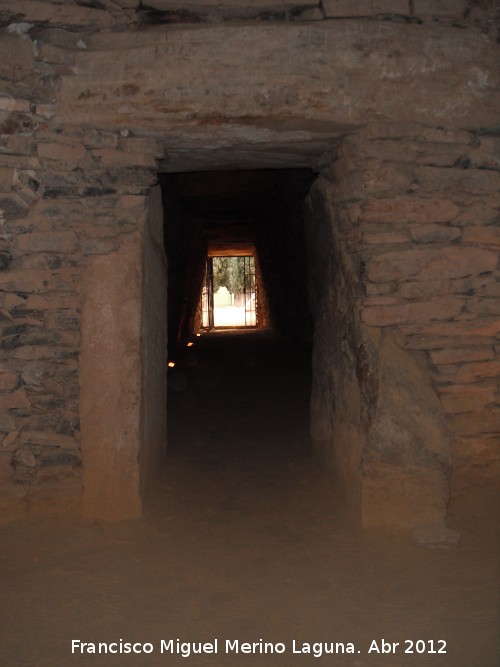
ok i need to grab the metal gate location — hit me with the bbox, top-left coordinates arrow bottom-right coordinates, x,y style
201,256 -> 214,328
201,256 -> 256,328
243,255 -> 256,327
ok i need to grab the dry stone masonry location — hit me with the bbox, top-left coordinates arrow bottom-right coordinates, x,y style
0,0 -> 498,527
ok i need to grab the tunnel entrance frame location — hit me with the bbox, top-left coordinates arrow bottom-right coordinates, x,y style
79,134 -> 451,531
202,255 -> 257,330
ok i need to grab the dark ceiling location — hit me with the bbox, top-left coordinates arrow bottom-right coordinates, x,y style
165,169 -> 313,255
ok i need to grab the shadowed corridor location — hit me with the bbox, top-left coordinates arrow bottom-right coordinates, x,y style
165,329 -> 318,511
0,330 -> 499,666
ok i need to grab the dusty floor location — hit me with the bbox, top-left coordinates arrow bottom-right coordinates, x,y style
1,330 -> 499,667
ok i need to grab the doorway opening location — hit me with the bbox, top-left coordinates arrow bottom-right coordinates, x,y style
160,167 -> 318,472
80,148 -> 453,529
160,168 -> 316,353
202,255 -> 257,328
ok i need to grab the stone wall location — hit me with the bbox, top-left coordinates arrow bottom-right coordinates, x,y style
0,2 -> 498,525
306,123 -> 499,527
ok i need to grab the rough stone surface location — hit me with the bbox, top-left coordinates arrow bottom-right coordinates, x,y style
79,231 -> 143,520
0,6 -> 498,526
362,333 -> 451,526
323,0 -> 409,17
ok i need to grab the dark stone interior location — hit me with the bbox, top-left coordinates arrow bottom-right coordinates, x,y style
161,169 -> 317,351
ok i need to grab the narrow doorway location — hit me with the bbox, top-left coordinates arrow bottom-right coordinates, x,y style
160,168 -> 315,350
202,255 -> 257,329
161,167 -> 317,479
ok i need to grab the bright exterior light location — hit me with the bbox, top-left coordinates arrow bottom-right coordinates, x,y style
167,361 -> 175,368
187,342 -> 194,347
196,333 -> 201,337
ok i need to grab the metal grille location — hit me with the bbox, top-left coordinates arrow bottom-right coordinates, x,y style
201,256 -> 256,328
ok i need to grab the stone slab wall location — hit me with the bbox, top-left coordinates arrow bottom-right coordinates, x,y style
307,123 -> 499,527
139,186 -> 168,504
1,0 -> 497,35
0,4 -> 498,524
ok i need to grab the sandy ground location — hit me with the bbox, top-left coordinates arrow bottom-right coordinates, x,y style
1,330 -> 498,667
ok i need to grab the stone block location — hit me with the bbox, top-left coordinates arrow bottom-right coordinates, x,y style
473,137 -> 500,171
359,122 -> 423,140
117,194 -> 147,210
412,0 -> 467,18
82,130 -> 118,150
363,197 -> 461,225
465,298 -> 500,318
438,385 -> 496,414
362,139 -> 468,167
80,231 -> 143,520
0,192 -> 29,219
453,202 -> 499,227
363,230 -> 409,244
462,226 -> 500,247
26,294 -> 80,311
22,430 -> 79,449
404,334 -> 497,350
483,283 -> 500,298
92,149 -> 157,169
450,407 -> 500,436
366,282 -> 395,296
418,128 -> 472,145
34,27 -> 88,50
38,142 -> 87,171
362,297 -> 463,327
1,430 -> 19,449
409,223 -> 461,244
294,6 -> 324,20
0,412 -> 16,434
364,296 -> 400,307
12,231 -> 78,256
0,167 -> 14,192
361,163 -> 414,195
0,111 -> 37,137
401,317 -> 500,338
0,268 -> 80,293
368,246 -> 498,283
39,43 -> 76,66
399,278 -> 474,299
0,97 -> 31,114
430,346 -> 495,365
0,389 -> 30,409
1,294 -> 26,310
0,154 -> 39,171
12,169 -> 39,205
58,23 -> 500,131
323,0 -> 409,17
454,361 -> 500,384
117,136 -> 164,158
415,166 -> 500,195
452,435 -> 500,464
11,346 -> 66,361
14,253 -> 75,271
0,370 -> 19,391
0,0 -> 114,26
81,238 -> 120,256
0,34 -> 34,82
3,134 -> 34,156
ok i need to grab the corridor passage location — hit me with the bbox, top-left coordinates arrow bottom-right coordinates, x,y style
165,329 -> 320,527
1,332 -> 498,667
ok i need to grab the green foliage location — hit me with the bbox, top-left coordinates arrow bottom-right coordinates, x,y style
212,257 -> 253,295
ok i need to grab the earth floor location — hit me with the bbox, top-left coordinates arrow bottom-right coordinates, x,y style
1,330 -> 498,667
